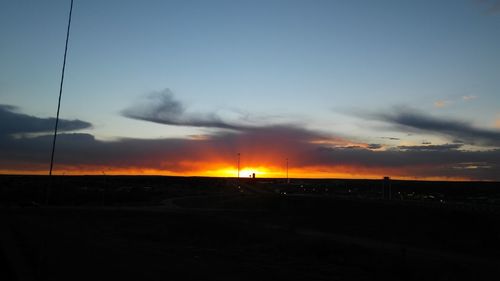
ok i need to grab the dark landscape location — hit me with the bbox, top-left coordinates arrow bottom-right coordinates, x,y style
2,0 -> 500,280
1,175 -> 500,280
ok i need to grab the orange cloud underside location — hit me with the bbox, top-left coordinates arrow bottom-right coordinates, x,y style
0,132 -> 473,181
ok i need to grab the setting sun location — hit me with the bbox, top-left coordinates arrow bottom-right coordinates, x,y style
199,166 -> 283,178
239,168 -> 267,178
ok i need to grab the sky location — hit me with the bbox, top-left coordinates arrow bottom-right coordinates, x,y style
1,0 -> 499,180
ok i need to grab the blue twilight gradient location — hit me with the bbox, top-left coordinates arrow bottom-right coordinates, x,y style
1,0 -> 499,143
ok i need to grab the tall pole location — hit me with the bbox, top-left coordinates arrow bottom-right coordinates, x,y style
49,0 -> 74,176
237,153 -> 240,179
286,158 -> 289,184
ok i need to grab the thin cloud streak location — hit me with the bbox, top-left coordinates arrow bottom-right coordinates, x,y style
373,107 -> 500,147
397,144 -> 463,151
463,95 -> 478,101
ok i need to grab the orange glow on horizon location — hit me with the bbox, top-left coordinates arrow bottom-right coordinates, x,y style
0,163 -> 473,181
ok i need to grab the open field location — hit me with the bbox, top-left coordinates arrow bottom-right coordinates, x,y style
1,175 -> 500,280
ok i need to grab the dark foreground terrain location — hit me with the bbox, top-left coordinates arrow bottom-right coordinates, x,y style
1,175 -> 500,280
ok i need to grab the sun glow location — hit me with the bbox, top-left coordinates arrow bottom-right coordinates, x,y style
0,166 -> 472,181
199,166 -> 284,178
239,168 -> 266,178
0,162 -> 473,181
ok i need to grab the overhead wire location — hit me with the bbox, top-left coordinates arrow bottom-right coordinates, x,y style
49,0 -> 74,176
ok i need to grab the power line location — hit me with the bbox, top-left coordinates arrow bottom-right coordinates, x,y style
49,0 -> 74,176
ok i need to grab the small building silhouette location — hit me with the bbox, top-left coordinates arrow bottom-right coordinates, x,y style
382,176 -> 392,200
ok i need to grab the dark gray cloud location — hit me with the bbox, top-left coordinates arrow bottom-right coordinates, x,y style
1,121 -> 499,180
2,104 -> 500,180
0,104 -> 92,136
313,145 -> 499,180
0,124 -> 329,172
397,143 -> 463,151
374,108 -> 500,147
121,89 -> 246,130
367,144 -> 383,150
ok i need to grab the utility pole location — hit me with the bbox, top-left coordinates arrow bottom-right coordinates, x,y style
286,158 -> 289,184
237,153 -> 240,179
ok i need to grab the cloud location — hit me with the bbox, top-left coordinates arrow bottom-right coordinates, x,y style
380,137 -> 400,141
0,123 -> 341,172
314,145 -> 500,180
492,3 -> 500,13
315,144 -> 497,167
367,144 -> 382,150
2,103 -> 500,180
397,143 -> 463,151
462,95 -> 478,101
431,96 -> 477,109
374,107 -> 500,147
0,104 -> 92,136
475,0 -> 500,14
1,115 -> 499,180
121,89 -> 247,130
433,100 -> 449,108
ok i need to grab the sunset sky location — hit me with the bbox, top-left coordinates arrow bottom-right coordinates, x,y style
1,0 -> 500,180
